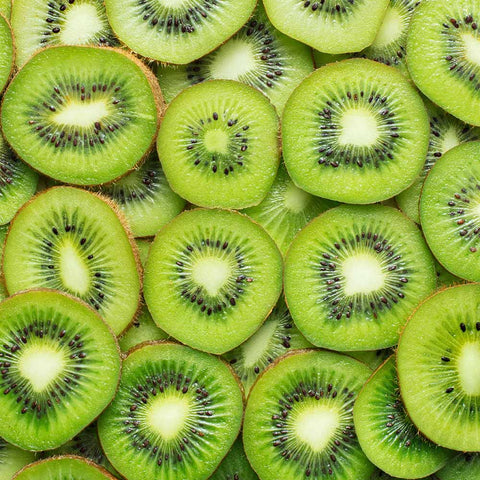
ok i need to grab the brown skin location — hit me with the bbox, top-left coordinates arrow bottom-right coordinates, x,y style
0,13 -> 15,95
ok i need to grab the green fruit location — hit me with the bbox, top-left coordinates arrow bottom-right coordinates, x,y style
0,438 -> 36,479
437,453 -> 480,480
210,437 -> 258,480
0,13 -> 13,93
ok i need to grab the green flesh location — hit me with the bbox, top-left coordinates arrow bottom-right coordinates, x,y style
282,59 -> 429,204
346,349 -> 391,371
135,238 -> 151,267
98,342 -> 244,480
437,452 -> 480,480
243,163 -> 335,256
157,80 -> 280,209
313,51 -> 351,68
210,437 -> 258,480
354,356 -> 451,478
156,2 -> 313,114
370,471 -> 437,480
104,0 -> 256,64
284,205 -> 436,351
407,0 -> 480,126
0,438 -> 35,479
0,1 -> 10,19
397,284 -> 480,451
3,187 -> 141,335
2,46 -> 159,185
420,141 -> 480,282
144,208 -> 283,354
97,153 -> 185,238
262,0 -> 389,54
12,0 -> 118,68
243,350 -> 375,480
0,14 -> 12,93
0,290 -> 120,451
223,298 -> 313,394
435,260 -> 465,288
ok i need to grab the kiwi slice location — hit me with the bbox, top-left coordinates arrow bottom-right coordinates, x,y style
437,453 -> 480,480
435,259 -> 464,288
0,290 -> 120,451
1,45 -> 161,186
11,0 -> 118,68
135,238 -> 151,266
397,284 -> 480,451
407,0 -> 480,126
354,356 -> 451,478
284,204 -> 436,351
243,349 -> 375,480
346,349 -> 391,371
3,186 -> 141,335
282,59 -> 429,204
370,471 -> 438,480
157,80 -> 279,209
210,437 -> 258,480
0,438 -> 36,479
313,51 -> 350,68
98,341 -> 244,480
144,208 -> 283,354
156,2 -> 313,114
96,152 -> 185,238
104,0 -> 256,64
0,13 -> 13,94
262,0 -> 389,54
396,101 -> 480,224
242,163 -> 335,256
420,141 -> 480,282
223,298 -> 312,394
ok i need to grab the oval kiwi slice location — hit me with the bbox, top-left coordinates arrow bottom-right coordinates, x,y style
1,45 -> 161,185
210,437 -> 258,480
144,208 -> 283,354
284,205 -> 436,351
0,13 -> 13,94
282,59 -> 429,204
397,284 -> 480,451
0,290 -> 121,451
98,342 -> 244,480
437,452 -> 480,480
3,186 -> 141,335
354,356 -> 451,478
157,80 -> 280,209
0,438 -> 36,478
243,349 -> 375,480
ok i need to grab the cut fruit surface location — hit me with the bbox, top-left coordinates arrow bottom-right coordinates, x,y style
210,437 -> 258,480
0,438 -> 35,478
0,13 -> 13,94
437,452 -> 480,480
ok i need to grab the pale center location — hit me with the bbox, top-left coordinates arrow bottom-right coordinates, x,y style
209,40 -> 257,80
192,257 -> 231,296
19,346 -> 65,392
59,240 -> 91,295
371,6 -> 404,49
294,405 -> 339,452
441,127 -> 461,153
147,396 -> 190,440
283,182 -> 311,214
159,0 -> 190,8
457,342 -> 480,395
53,100 -> 109,128
241,321 -> 277,369
61,3 -> 104,44
462,33 -> 480,66
338,109 -> 379,147
342,253 -> 385,296
204,129 -> 229,154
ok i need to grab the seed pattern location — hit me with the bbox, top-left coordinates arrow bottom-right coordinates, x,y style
300,0 -> 359,17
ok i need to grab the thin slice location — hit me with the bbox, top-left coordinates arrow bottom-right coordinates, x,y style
210,437 -> 258,480
0,14 -> 13,93
437,453 -> 480,480
0,438 -> 35,479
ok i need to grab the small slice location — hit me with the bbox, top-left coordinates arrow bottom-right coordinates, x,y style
397,284 -> 480,451
0,290 -> 120,451
282,59 -> 429,203
2,46 -> 161,185
437,453 -> 480,480
3,186 -> 141,335
0,14 -> 13,93
144,208 -> 283,354
284,205 -> 436,351
157,80 -> 279,209
210,437 -> 258,480
0,438 -> 35,479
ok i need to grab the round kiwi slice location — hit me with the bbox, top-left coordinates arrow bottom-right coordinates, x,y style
157,80 -> 279,209
284,204 -> 436,351
242,163 -> 335,256
407,0 -> 480,126
98,341 -> 244,480
262,0 -> 389,54
0,290 -> 121,451
282,59 -> 429,204
420,141 -> 480,282
3,186 -> 141,335
11,0 -> 118,68
156,2 -> 313,114
104,0 -> 256,64
437,452 -> 480,480
144,208 -> 283,354
96,152 -> 185,238
0,438 -> 36,478
0,13 -> 13,94
354,356 -> 451,478
243,349 -> 375,480
223,298 -> 312,394
397,284 -> 480,451
210,437 -> 258,480
1,45 -> 161,186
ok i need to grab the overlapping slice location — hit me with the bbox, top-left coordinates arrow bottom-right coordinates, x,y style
0,13 -> 13,93
0,438 -> 35,478
210,437 -> 258,480
284,205 -> 436,351
144,208 -> 283,354
437,453 -> 480,480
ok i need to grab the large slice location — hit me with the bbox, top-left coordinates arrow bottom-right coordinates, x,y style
98,342 -> 244,480
243,349 -> 375,480
0,290 -> 120,451
1,46 -> 161,185
144,208 -> 283,354
157,80 -> 280,209
284,205 -> 436,351
3,187 -> 141,335
0,14 -> 13,93
0,438 -> 35,478
282,59 -> 429,203
397,284 -> 480,451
